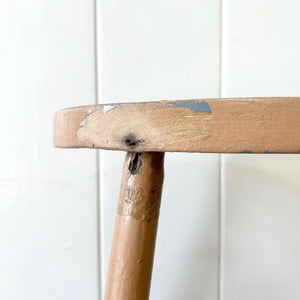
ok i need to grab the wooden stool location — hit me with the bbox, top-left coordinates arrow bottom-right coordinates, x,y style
54,97 -> 300,300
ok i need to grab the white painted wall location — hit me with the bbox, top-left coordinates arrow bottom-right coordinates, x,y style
1,0 -> 300,299
0,1 -> 99,299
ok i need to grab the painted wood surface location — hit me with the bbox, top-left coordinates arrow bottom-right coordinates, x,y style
54,98 -> 300,153
221,1 -> 300,299
97,0 -> 221,299
0,1 -> 99,299
104,152 -> 164,300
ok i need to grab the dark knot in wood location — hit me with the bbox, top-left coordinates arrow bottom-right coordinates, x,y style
128,152 -> 142,175
124,134 -> 144,150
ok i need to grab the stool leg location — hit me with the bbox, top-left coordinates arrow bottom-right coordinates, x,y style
104,152 -> 165,300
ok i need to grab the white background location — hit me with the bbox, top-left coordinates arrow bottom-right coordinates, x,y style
1,0 -> 300,299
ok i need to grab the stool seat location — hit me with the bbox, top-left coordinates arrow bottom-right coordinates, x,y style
54,97 -> 300,153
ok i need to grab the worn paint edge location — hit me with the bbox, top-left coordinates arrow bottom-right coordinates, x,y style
76,105 -> 102,133
103,104 -> 120,114
264,149 -> 276,153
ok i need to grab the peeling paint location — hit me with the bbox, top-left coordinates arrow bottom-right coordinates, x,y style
242,150 -> 253,153
166,100 -> 212,113
103,104 -> 119,114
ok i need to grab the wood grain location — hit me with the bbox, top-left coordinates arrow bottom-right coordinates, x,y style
54,98 -> 300,153
104,152 -> 164,300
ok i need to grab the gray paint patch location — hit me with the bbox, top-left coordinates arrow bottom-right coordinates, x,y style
264,150 -> 276,153
66,146 -> 82,149
167,100 -> 212,113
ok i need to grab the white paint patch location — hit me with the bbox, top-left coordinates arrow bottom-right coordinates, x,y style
103,105 -> 119,114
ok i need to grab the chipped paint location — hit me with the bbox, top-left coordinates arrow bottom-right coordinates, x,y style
83,107 -> 100,119
76,124 -> 84,132
103,104 -> 119,114
264,149 -> 276,153
242,150 -> 253,153
166,100 -> 212,113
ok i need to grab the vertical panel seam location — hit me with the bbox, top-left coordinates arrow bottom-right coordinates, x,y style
219,0 -> 228,298
94,0 -> 101,299
218,0 -> 224,299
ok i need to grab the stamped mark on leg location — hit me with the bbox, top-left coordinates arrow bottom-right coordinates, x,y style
118,186 -> 161,222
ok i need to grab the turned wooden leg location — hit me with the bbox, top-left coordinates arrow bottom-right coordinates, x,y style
104,152 -> 165,300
